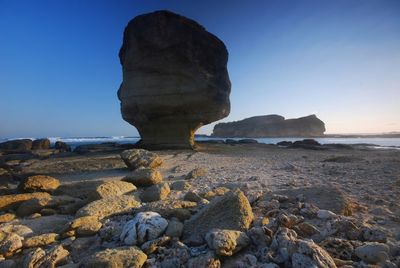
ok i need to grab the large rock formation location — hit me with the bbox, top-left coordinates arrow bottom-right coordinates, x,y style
212,114 -> 325,137
117,10 -> 231,149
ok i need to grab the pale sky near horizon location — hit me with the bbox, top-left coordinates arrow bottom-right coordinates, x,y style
1,0 -> 399,138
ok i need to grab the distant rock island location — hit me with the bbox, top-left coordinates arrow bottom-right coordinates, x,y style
212,114 -> 325,137
117,10 -> 231,149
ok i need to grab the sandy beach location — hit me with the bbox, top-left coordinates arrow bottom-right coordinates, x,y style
1,142 -> 399,267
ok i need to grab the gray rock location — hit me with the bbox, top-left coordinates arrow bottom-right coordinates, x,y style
118,10 -> 231,149
165,218 -> 183,238
355,242 -> 389,264
120,212 -> 168,245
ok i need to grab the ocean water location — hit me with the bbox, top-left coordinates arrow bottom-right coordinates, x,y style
1,136 -> 400,149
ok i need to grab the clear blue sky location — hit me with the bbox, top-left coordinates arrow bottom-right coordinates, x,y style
1,0 -> 399,138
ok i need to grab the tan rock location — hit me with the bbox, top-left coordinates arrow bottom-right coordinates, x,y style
187,251 -> 221,268
140,182 -> 170,202
186,167 -> 208,180
19,175 -> 60,193
122,168 -> 162,187
88,180 -> 136,200
120,149 -> 163,170
0,232 -> 23,256
23,233 -> 59,248
35,245 -> 69,268
70,216 -> 102,236
140,236 -> 171,254
22,247 -> 46,268
183,189 -> 253,245
205,229 -> 250,256
0,192 -> 51,211
76,196 -> 140,219
0,213 -> 16,224
80,246 -> 147,268
118,11 -> 231,149
139,200 -> 197,221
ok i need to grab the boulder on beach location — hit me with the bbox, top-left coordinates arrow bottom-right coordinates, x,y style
212,114 -> 325,137
118,10 -> 231,149
182,189 -> 254,245
18,175 -> 60,193
120,149 -> 163,170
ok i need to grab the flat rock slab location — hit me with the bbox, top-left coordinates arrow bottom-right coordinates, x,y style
265,186 -> 352,215
0,192 -> 51,210
182,189 -> 254,245
76,195 -> 141,219
81,246 -> 147,268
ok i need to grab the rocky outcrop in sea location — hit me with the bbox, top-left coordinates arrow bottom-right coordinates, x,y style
212,114 -> 326,137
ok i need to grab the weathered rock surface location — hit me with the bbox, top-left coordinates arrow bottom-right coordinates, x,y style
0,232 -> 23,256
212,114 -> 325,137
0,192 -> 51,211
19,175 -> 60,193
70,216 -> 102,236
120,149 -> 163,170
120,212 -> 168,245
23,233 -> 58,248
76,196 -> 140,219
262,185 -> 352,215
182,189 -> 253,245
89,180 -> 136,200
118,10 -> 231,149
81,246 -> 147,268
140,182 -> 170,202
355,242 -> 389,264
35,245 -> 69,268
122,168 -> 162,186
54,141 -> 71,152
205,229 -> 250,256
139,200 -> 197,221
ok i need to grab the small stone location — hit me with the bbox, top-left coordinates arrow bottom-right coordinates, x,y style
186,251 -> 220,268
70,216 -> 102,236
317,209 -> 337,220
362,227 -> 387,243
355,242 -> 389,264
186,167 -> 208,180
165,218 -> 184,238
0,214 -> 15,224
122,168 -> 163,187
295,222 -> 320,237
80,246 -> 147,268
0,192 -> 51,211
0,232 -> 23,256
22,247 -> 46,268
205,229 -> 250,256
139,199 -> 197,221
23,233 -> 59,248
88,180 -> 136,200
75,195 -> 140,220
202,187 -> 230,200
184,191 -> 202,202
140,236 -> 170,254
140,182 -> 170,202
120,149 -> 163,170
247,226 -> 272,248
120,212 -> 168,245
170,180 -> 191,191
35,245 -> 69,267
19,175 -> 60,193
